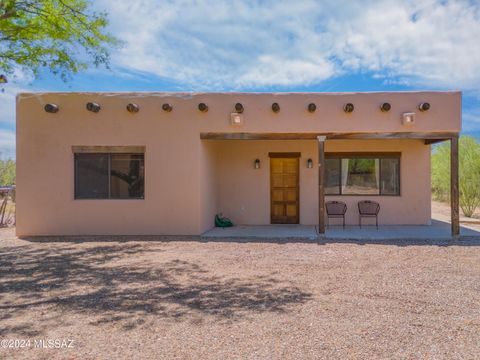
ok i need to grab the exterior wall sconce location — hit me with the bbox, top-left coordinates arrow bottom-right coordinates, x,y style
198,103 -> 208,112
418,102 -> 430,112
344,103 -> 354,113
230,112 -> 244,126
126,103 -> 139,113
0,74 -> 7,83
307,158 -> 313,168
254,159 -> 260,169
271,102 -> 280,113
162,103 -> 173,112
86,102 -> 101,113
44,103 -> 59,113
308,103 -> 317,113
380,102 -> 391,112
235,103 -> 244,113
402,112 -> 416,125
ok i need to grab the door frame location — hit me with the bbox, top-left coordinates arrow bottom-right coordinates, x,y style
269,152 -> 300,224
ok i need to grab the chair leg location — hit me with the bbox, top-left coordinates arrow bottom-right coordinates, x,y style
359,215 -> 361,228
376,216 -> 378,230
343,216 -> 345,229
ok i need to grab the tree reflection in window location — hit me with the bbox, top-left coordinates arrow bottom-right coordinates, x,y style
75,153 -> 144,199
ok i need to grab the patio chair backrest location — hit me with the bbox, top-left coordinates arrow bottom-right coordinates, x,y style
358,200 -> 380,215
325,201 -> 347,215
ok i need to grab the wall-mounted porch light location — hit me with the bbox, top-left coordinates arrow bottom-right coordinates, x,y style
126,103 -> 140,113
44,103 -> 59,113
344,103 -> 354,113
235,103 -> 244,113
307,158 -> 313,168
86,102 -> 101,113
402,112 -> 415,125
198,103 -> 208,112
380,102 -> 391,112
162,103 -> 173,112
271,102 -> 280,113
254,159 -> 261,169
308,103 -> 317,113
418,102 -> 430,112
0,75 -> 7,83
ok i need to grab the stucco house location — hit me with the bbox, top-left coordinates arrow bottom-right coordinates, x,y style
16,91 -> 461,237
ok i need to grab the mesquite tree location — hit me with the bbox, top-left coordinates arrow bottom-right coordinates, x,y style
0,0 -> 118,80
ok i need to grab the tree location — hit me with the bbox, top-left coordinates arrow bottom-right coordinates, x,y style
431,136 -> 480,217
0,0 -> 118,80
0,158 -> 15,185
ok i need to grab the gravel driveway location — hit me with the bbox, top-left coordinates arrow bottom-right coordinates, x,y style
1,229 -> 479,359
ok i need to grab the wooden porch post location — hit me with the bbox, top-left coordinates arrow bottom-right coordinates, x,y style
318,136 -> 326,234
451,136 -> 460,237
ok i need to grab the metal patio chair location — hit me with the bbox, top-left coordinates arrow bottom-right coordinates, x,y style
325,201 -> 347,229
358,200 -> 380,229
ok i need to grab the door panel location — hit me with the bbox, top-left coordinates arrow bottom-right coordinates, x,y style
270,156 -> 299,224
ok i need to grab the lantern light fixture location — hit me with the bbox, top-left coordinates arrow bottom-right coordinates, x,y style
271,102 -> 280,113
0,74 -> 7,84
418,102 -> 430,112
198,103 -> 208,112
162,103 -> 173,112
380,102 -> 391,112
44,103 -> 59,113
307,158 -> 313,168
126,103 -> 139,113
235,102 -> 244,113
86,102 -> 101,113
254,159 -> 260,169
344,103 -> 354,113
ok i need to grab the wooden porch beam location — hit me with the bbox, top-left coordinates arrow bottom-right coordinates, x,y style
318,136 -> 326,235
451,136 -> 460,237
200,132 -> 459,140
424,138 -> 449,145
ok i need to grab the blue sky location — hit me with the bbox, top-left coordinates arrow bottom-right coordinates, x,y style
1,0 -> 480,159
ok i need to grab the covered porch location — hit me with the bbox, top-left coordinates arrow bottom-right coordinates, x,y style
201,131 -> 461,237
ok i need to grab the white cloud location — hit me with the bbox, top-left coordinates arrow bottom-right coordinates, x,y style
96,0 -> 480,90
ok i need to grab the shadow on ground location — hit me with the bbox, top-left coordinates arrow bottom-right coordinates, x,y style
0,243 -> 312,336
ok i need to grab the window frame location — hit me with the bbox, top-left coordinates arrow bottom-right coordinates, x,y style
74,152 -> 145,200
325,152 -> 401,196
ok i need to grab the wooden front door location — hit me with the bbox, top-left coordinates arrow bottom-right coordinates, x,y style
270,154 -> 300,224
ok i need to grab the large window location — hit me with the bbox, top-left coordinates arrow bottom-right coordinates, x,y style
75,153 -> 145,199
325,154 -> 400,196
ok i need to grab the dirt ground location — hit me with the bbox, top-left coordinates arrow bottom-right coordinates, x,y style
1,227 -> 479,359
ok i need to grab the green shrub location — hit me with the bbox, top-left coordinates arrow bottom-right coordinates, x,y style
0,159 -> 15,186
431,136 -> 480,217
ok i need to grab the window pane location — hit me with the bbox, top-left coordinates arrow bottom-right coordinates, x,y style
380,158 -> 400,195
75,154 -> 109,199
110,154 -> 145,199
342,158 -> 380,195
325,158 -> 340,195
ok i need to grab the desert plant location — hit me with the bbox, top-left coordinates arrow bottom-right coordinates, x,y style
0,159 -> 15,186
431,136 -> 480,217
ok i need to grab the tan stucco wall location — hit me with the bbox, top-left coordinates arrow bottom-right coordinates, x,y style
16,91 -> 458,235
213,140 -> 318,226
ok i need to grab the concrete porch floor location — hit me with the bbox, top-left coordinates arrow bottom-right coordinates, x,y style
201,220 -> 480,241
